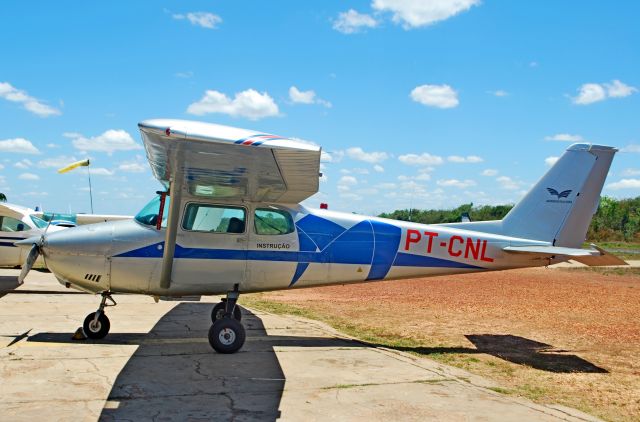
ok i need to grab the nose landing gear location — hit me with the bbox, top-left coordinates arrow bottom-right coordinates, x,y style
83,292 -> 116,339
208,284 -> 246,354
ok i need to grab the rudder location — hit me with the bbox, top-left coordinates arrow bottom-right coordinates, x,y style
501,143 -> 617,247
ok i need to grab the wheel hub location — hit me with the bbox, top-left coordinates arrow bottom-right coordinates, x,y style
90,320 -> 101,332
218,328 -> 236,345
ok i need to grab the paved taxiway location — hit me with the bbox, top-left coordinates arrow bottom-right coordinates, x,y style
0,269 -> 600,421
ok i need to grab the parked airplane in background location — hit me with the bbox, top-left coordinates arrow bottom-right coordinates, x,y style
0,202 -> 130,268
17,119 -> 625,353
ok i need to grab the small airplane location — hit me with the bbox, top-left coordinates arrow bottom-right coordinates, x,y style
16,119 -> 626,353
0,202 -> 130,268
0,202 -> 65,268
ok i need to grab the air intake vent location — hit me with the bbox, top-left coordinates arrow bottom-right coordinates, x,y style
84,273 -> 102,283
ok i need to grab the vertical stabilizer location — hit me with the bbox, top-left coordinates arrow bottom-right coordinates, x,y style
501,144 -> 616,247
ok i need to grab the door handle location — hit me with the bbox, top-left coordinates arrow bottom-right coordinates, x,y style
236,237 -> 247,243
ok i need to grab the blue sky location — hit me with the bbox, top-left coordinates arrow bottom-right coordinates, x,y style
1,1 -> 639,216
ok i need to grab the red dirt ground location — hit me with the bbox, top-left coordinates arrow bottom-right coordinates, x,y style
250,267 -> 640,421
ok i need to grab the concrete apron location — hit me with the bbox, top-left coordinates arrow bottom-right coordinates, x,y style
0,269 -> 599,421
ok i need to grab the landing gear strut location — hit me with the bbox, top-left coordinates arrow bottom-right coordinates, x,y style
208,284 -> 246,354
83,292 -> 116,339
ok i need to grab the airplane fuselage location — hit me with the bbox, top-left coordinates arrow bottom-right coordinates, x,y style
42,202 -> 553,297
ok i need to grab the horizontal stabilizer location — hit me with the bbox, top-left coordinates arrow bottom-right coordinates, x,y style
503,245 -> 628,266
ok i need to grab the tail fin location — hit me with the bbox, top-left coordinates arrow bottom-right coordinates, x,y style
502,143 -> 617,247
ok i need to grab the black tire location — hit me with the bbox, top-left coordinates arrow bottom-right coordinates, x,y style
83,312 -> 110,339
211,301 -> 242,323
208,318 -> 246,354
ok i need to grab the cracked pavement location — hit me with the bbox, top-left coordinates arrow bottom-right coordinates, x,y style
0,269 -> 601,421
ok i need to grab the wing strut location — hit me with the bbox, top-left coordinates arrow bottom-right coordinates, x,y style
159,153 -> 184,289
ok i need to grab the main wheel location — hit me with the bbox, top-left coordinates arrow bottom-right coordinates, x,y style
83,312 -> 110,339
208,318 -> 246,354
211,301 -> 242,323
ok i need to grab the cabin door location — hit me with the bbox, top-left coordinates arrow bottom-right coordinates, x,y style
172,202 -> 248,292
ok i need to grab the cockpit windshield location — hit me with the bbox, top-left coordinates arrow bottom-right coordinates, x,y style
30,215 -> 48,229
134,195 -> 170,228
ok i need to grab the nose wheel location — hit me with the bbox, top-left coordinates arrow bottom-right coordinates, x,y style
83,292 -> 116,339
208,284 -> 246,353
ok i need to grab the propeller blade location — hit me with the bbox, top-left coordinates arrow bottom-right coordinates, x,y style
18,243 -> 40,285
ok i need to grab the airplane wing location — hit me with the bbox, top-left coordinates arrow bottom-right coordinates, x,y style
503,244 -> 628,266
139,119 -> 321,203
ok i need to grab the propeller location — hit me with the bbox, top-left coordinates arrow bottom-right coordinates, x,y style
16,214 -> 54,285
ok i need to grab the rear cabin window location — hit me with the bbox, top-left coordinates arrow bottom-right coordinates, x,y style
182,204 -> 246,233
254,208 -> 294,235
0,216 -> 29,232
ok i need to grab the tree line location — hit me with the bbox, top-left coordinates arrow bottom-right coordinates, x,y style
379,196 -> 640,242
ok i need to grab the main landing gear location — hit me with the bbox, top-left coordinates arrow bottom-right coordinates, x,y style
208,284 -> 246,354
80,288 -> 246,353
83,292 -> 116,339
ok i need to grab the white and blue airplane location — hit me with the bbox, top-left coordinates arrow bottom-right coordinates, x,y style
17,119 -> 625,353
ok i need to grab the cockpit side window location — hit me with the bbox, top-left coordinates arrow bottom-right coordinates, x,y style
182,203 -> 246,233
254,208 -> 294,235
0,216 -> 30,232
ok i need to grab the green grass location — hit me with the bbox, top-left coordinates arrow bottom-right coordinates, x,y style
594,241 -> 640,251
559,267 -> 640,276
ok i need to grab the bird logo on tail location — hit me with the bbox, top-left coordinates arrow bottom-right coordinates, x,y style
546,188 -> 572,198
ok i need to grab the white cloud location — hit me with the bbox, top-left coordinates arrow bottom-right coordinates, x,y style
372,0 -> 480,29
398,152 -> 443,165
437,178 -> 476,189
620,144 -> 640,153
118,162 -> 147,173
18,173 -> 39,181
14,159 -> 33,169
621,168 -> 640,177
490,90 -> 509,97
66,130 -> 141,155
377,182 -> 397,189
447,155 -> 483,163
373,164 -> 385,173
187,89 -> 279,120
410,84 -> 459,109
346,147 -> 388,163
545,156 -> 559,166
338,175 -> 358,186
0,82 -> 61,117
173,12 -> 222,29
0,138 -> 40,154
606,179 -> 640,190
90,168 -> 114,176
544,133 -> 584,142
0,164 -> 4,170
481,169 -> 498,176
339,192 -> 363,201
496,176 -> 520,190
573,80 -> 637,105
605,80 -> 637,98
333,9 -> 378,34
289,86 -> 332,108
46,143 -> 59,148
289,86 -> 315,104
38,155 -> 78,168
573,83 -> 606,105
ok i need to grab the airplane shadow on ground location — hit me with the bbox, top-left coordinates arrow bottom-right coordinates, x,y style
25,305 -> 607,419
393,334 -> 608,374
27,303 -> 365,421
